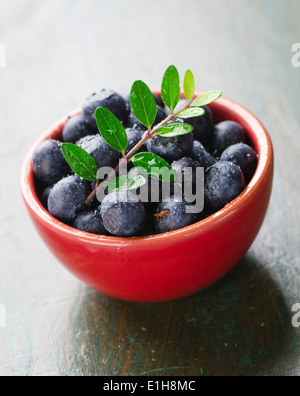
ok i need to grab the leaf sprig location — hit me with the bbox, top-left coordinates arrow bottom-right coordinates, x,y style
61,66 -> 222,204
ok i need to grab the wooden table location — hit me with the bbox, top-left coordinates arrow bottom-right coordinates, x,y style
0,0 -> 299,376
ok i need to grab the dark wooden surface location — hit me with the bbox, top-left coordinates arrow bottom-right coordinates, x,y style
0,0 -> 299,376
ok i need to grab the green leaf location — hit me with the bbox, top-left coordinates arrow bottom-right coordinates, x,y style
191,90 -> 222,108
105,174 -> 146,192
130,81 -> 157,129
131,152 -> 175,182
178,107 -> 205,119
61,143 -> 98,182
161,65 -> 181,113
184,70 -> 195,102
156,122 -> 194,138
95,107 -> 128,155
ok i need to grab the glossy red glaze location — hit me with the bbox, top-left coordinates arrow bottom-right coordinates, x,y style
20,92 -> 274,302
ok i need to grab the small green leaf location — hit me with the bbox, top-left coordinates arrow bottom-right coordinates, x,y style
184,70 -> 195,103
105,174 -> 146,192
130,81 -> 157,129
131,152 -> 175,182
161,65 -> 180,113
157,122 -> 194,138
178,107 -> 205,119
191,90 -> 222,108
95,107 -> 128,155
61,143 -> 98,182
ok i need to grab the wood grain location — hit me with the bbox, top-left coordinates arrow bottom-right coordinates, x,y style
0,0 -> 299,376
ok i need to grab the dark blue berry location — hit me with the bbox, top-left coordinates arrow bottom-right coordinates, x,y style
154,197 -> 199,234
192,141 -> 216,170
73,209 -> 110,235
220,143 -> 258,181
211,121 -> 246,157
82,89 -> 128,129
62,114 -> 96,143
48,175 -> 91,223
204,161 -> 245,212
76,135 -> 120,169
33,139 -> 70,186
100,191 -> 146,237
147,126 -> 194,163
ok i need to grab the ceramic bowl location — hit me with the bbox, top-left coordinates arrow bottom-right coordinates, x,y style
20,91 -> 274,302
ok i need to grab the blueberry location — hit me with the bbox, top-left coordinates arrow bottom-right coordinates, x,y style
211,121 -> 246,157
82,89 -> 128,129
62,114 -> 96,143
192,141 -> 216,169
220,143 -> 258,181
147,124 -> 194,163
76,135 -> 120,169
100,190 -> 146,237
73,209 -> 110,235
126,105 -> 166,131
172,157 -> 200,176
48,175 -> 91,223
204,161 -> 245,212
182,105 -> 214,146
33,139 -> 70,185
125,128 -> 144,155
154,197 -> 199,234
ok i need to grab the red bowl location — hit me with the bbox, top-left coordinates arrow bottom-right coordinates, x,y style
20,91 -> 274,302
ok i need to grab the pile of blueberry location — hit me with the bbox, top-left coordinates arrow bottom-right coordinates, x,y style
33,89 -> 258,237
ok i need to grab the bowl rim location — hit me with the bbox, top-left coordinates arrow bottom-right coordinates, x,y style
20,91 -> 274,246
